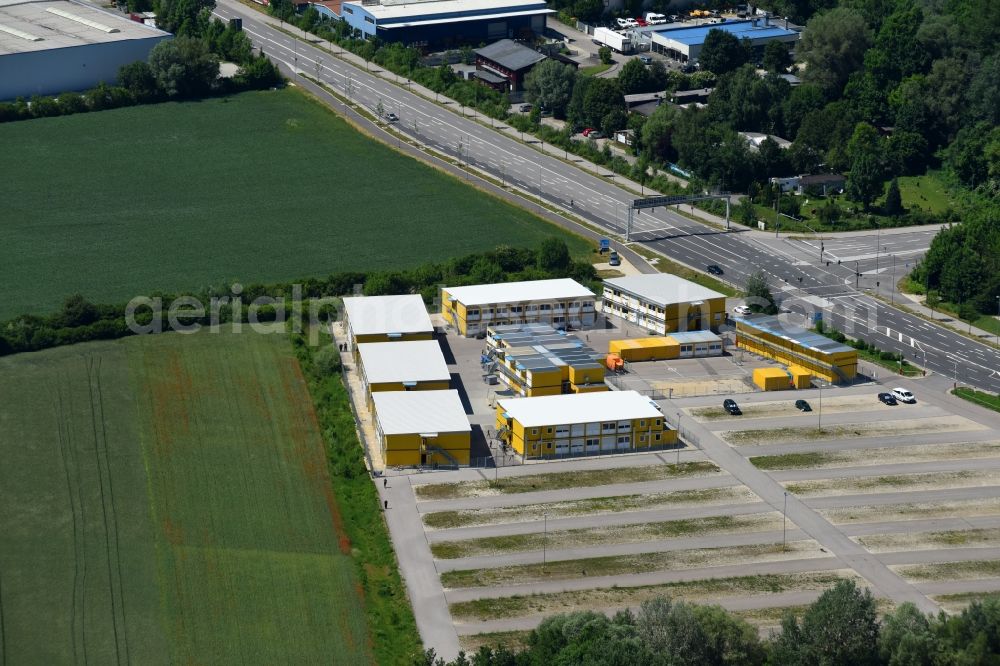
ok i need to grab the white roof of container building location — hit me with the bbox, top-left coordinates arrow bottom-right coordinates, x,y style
498,390 -> 662,427
0,0 -> 168,54
372,390 -> 471,435
343,294 -> 434,337
357,340 -> 450,384
444,278 -> 594,307
604,274 -> 724,307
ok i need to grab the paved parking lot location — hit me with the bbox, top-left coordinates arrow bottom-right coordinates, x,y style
356,318 -> 1000,660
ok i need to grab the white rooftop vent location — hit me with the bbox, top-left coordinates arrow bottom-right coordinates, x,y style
46,7 -> 120,33
0,23 -> 43,40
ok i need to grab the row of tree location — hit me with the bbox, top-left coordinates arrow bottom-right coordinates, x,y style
0,240 -> 595,356
910,210 -> 1000,320
421,582 -> 1000,666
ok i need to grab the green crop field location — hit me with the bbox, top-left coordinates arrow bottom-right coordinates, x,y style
0,330 -> 372,664
0,88 -> 590,320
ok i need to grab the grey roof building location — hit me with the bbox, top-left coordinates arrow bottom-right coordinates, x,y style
474,38 -> 545,91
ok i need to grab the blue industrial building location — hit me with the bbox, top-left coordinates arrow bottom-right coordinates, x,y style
643,18 -> 798,63
337,0 -> 553,48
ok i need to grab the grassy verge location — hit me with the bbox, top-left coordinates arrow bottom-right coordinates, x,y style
954,387 -> 1000,413
856,347 -> 924,376
894,560 -> 1000,582
581,63 -> 613,76
784,470 -> 992,497
449,571 -> 852,621
432,513 -> 781,560
857,528 -> 1000,552
821,498 -> 1000,525
932,591 -> 1000,612
293,330 -> 422,664
724,417 -> 976,446
459,630 -> 533,653
414,461 -> 720,500
422,486 -> 754,529
440,540 -> 816,589
751,452 -> 830,470
971,315 -> 1000,337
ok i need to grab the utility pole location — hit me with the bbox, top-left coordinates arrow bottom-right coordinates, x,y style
891,255 -> 896,304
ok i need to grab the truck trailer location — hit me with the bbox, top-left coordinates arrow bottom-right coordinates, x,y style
593,26 -> 633,54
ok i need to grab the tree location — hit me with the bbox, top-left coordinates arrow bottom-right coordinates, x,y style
736,197 -> 757,227
771,580 -> 881,666
798,7 -> 872,98
846,123 -> 884,211
148,36 -> 220,98
879,603 -> 936,666
155,0 -> 215,36
524,60 -> 577,118
744,270 -> 778,314
884,177 -> 903,216
617,58 -> 652,94
598,46 -> 613,65
640,103 -> 678,162
698,29 -> 750,75
537,238 -> 571,273
313,345 -> 342,376
581,78 -> 625,130
762,40 -> 791,73
118,61 -> 160,101
572,0 -> 602,23
601,107 -> 628,137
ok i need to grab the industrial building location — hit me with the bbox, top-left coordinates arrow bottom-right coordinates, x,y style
473,39 -> 544,92
371,390 -> 471,466
642,18 -> 798,64
609,330 -> 723,362
602,274 -> 726,335
342,294 -> 434,348
484,323 -> 607,396
355,340 -> 451,405
0,0 -> 171,100
495,390 -> 675,459
442,278 -> 597,337
735,315 -> 857,383
339,0 -> 553,49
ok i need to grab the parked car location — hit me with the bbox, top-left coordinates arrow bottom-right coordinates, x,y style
891,387 -> 916,403
795,399 -> 812,412
609,250 -> 621,266
706,264 -> 724,275
385,112 -> 399,122
588,130 -> 604,139
519,103 -> 532,112
681,63 -> 696,73
732,305 -> 751,316
723,398 -> 742,416
639,55 -> 653,65
581,127 -> 595,137
878,392 -> 898,405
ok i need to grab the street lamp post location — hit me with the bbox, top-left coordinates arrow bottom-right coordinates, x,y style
817,381 -> 824,431
542,511 -> 549,573
891,255 -> 896,304
782,491 -> 788,551
996,296 -> 999,347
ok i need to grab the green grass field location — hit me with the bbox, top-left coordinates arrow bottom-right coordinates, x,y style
0,331 -> 373,664
0,88 -> 590,320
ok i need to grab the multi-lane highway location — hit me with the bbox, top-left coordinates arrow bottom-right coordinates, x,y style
215,0 -> 1000,393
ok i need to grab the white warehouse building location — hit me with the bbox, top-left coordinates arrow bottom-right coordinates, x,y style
0,0 -> 171,101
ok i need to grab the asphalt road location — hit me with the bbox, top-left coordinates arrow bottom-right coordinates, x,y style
213,0 -> 1000,395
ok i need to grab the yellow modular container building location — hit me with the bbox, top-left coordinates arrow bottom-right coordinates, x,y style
342,294 -> 434,347
486,324 -> 606,397
788,366 -> 813,389
736,315 -> 857,384
441,279 -> 597,338
602,274 -> 727,335
609,337 -> 679,361
356,340 -> 451,408
754,367 -> 791,391
372,390 -> 471,467
495,390 -> 677,459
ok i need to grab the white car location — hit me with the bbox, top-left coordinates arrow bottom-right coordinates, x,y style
616,17 -> 638,28
732,305 -> 751,316
891,388 -> 916,403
